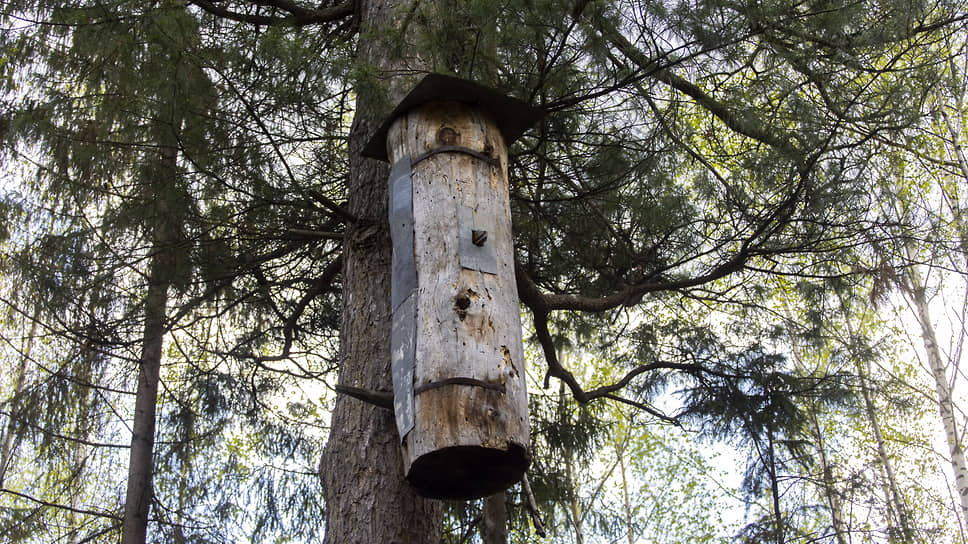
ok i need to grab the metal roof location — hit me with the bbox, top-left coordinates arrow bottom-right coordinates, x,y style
361,73 -> 545,162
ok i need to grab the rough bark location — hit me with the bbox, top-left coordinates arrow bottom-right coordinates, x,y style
318,1 -> 443,541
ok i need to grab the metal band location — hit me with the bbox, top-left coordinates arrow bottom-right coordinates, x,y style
411,145 -> 501,168
413,377 -> 507,395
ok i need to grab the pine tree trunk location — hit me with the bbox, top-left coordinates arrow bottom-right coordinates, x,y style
69,324 -> 98,544
318,1 -> 442,540
482,492 -> 507,544
766,430 -> 784,544
904,260 -> 968,527
121,249 -> 170,544
121,145 -> 177,544
0,309 -> 37,489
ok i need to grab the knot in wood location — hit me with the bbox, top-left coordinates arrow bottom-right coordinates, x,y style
454,292 -> 471,320
436,126 -> 459,146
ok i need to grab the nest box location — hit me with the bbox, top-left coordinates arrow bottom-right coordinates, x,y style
364,74 -> 544,500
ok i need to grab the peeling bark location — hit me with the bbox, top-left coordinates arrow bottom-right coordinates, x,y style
904,258 -> 968,527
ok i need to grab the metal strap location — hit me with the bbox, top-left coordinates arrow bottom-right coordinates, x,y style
414,377 -> 507,395
411,145 -> 501,168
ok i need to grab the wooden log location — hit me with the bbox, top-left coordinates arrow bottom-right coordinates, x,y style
386,101 -> 530,500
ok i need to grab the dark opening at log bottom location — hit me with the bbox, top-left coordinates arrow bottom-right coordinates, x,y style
406,444 -> 530,500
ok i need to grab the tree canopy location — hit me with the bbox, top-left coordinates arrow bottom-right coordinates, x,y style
1,0 -> 967,542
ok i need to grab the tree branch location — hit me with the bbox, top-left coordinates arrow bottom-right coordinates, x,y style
190,0 -> 356,27
521,472 -> 547,538
334,384 -> 394,409
1,487 -> 121,521
596,20 -> 799,155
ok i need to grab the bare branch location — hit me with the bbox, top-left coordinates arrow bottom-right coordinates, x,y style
189,0 -> 356,27
334,384 -> 394,409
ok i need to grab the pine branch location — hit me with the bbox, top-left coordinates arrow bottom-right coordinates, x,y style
189,0 -> 356,27
0,411 -> 130,449
1,487 -> 121,521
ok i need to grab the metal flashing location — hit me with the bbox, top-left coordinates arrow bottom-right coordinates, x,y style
388,156 -> 418,441
390,293 -> 417,441
457,205 -> 497,274
389,156 -> 416,311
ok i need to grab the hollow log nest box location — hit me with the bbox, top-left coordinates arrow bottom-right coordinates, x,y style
362,74 -> 544,500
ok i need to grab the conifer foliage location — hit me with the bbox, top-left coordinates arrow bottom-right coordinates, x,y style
1,0 -> 967,543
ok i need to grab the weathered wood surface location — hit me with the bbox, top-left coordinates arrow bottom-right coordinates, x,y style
386,101 -> 529,499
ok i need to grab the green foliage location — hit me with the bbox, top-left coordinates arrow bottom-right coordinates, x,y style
2,0 -> 967,542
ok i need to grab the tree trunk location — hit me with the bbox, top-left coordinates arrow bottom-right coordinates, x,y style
482,492 -> 507,544
766,430 -> 784,544
785,324 -> 851,544
807,409 -> 849,544
121,246 -> 170,544
318,1 -> 442,541
617,440 -> 635,544
69,322 -> 98,544
0,309 -> 37,489
857,353 -> 914,542
121,145 -> 177,544
904,258 -> 968,527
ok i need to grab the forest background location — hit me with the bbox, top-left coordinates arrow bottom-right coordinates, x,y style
1,0 -> 968,542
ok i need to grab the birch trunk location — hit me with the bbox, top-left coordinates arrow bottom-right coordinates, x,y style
903,258 -> 968,527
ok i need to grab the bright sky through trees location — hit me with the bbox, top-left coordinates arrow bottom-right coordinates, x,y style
2,1 -> 968,543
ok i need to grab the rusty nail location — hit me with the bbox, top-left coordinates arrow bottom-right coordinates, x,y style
472,230 -> 487,246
